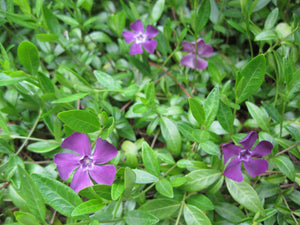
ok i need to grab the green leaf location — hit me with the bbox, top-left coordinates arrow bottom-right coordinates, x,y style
0,73 -> 27,86
261,101 -> 282,123
42,6 -> 61,35
256,208 -> 278,222
155,178 -> 173,198
235,54 -> 266,104
27,141 -> 60,153
264,8 -> 279,30
14,211 -> 39,225
215,202 -> 245,223
37,73 -> 55,93
124,210 -> 159,225
188,97 -> 205,126
14,0 -> 31,14
94,70 -> 122,90
186,194 -> 214,210
139,199 -> 180,219
225,178 -> 265,215
52,92 -> 89,104
111,180 -> 124,200
142,142 -> 160,177
133,169 -> 159,184
183,204 -> 212,225
36,33 -> 59,42
32,174 -> 83,217
203,87 -> 219,128
151,0 -> 165,23
246,101 -> 269,131
217,100 -> 233,133
182,169 -> 221,192
273,155 -> 295,181
255,30 -> 278,41
123,167 -> 136,198
58,110 -> 101,133
195,0 -> 210,34
200,141 -> 220,156
17,41 -> 40,75
79,185 -> 112,201
17,166 -> 46,223
71,199 -> 105,216
160,117 -> 182,156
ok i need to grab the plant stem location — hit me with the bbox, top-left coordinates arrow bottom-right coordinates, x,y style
175,192 -> 186,225
275,142 -> 300,156
10,135 -> 59,143
91,127 -> 105,149
283,195 -> 299,225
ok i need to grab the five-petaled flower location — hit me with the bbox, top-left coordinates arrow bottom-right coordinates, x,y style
180,38 -> 213,70
54,132 -> 118,193
222,131 -> 273,182
122,19 -> 158,55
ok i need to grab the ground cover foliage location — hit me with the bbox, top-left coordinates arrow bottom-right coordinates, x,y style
0,0 -> 300,224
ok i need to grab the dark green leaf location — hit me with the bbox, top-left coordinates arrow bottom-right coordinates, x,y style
217,100 -> 233,133
195,0 -> 210,34
203,87 -> 219,128
273,155 -> 295,181
215,202 -> 245,223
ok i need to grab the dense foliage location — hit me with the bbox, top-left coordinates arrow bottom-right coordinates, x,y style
0,0 -> 300,224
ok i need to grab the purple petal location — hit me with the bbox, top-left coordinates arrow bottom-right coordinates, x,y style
145,25 -> 158,39
251,140 -> 273,157
70,168 -> 93,193
180,53 -> 208,70
89,164 -> 116,185
197,42 -> 213,58
61,132 -> 91,156
182,41 -> 195,53
129,42 -> 143,55
142,40 -> 157,54
223,157 -> 243,182
92,138 -> 118,164
239,131 -> 258,150
130,20 -> 144,33
244,158 -> 269,177
222,143 -> 242,164
54,153 -> 80,180
122,31 -> 136,43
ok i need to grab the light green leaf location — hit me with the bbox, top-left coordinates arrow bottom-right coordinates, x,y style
183,204 -> 212,225
255,30 -> 278,41
0,73 -> 27,86
151,0 -> 165,23
155,178 -> 173,198
160,117 -> 182,156
200,141 -> 220,156
14,211 -> 39,225
32,174 -> 83,217
186,194 -> 214,210
133,169 -> 159,184
52,93 -> 89,104
189,97 -> 205,126
111,181 -> 124,201
94,70 -> 122,90
246,101 -> 269,131
36,33 -> 59,42
203,87 -> 219,128
273,155 -> 295,181
27,141 -> 60,153
142,142 -> 160,178
124,210 -> 159,225
215,202 -> 245,223
217,100 -> 233,133
17,41 -> 40,75
71,199 -> 105,216
58,110 -> 101,133
264,8 -> 279,29
139,199 -> 180,219
123,167 -> 136,198
226,178 -> 265,215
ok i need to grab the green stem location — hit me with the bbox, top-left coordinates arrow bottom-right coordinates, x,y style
175,192 -> 186,225
279,100 -> 287,137
10,135 -> 59,143
275,142 -> 300,156
91,127 -> 105,150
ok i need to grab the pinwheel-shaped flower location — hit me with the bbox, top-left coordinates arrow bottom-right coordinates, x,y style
122,19 -> 158,55
222,131 -> 273,182
54,132 -> 118,193
180,38 -> 213,70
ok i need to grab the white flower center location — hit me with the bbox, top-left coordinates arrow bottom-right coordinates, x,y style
135,32 -> 146,44
80,155 -> 94,170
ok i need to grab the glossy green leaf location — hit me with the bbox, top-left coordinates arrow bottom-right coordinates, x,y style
200,141 -> 220,156
217,100 -> 233,133
188,97 -> 205,126
17,166 -> 46,223
182,169 -> 221,192
142,142 -> 160,178
235,54 -> 266,104
17,41 -> 40,75
71,199 -> 105,216
255,30 -> 277,41
52,93 -> 89,104
32,174 -> 82,217
139,199 -> 180,219
160,117 -> 182,156
94,70 -> 122,90
246,101 -> 269,131
14,211 -> 39,225
273,155 -> 295,181
264,8 -> 278,29
111,180 -> 124,201
203,87 -> 219,128
27,141 -> 60,153
226,178 -> 264,215
151,0 -> 165,23
183,204 -> 212,225
215,202 -> 245,223
155,178 -> 173,198
79,185 -> 112,201
124,210 -> 159,225
261,101 -> 282,123
58,110 -> 101,133
133,169 -> 159,184
186,194 -> 214,210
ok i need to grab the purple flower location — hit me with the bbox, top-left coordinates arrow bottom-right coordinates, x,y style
122,19 -> 158,55
54,132 -> 118,193
222,131 -> 273,182
180,38 -> 213,70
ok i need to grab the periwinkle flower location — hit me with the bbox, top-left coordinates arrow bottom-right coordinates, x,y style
222,131 -> 273,182
180,38 -> 213,70
54,132 -> 118,193
122,19 -> 158,55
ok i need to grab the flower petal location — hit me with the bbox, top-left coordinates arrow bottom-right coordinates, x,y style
180,53 -> 208,70
70,167 -> 93,193
223,157 -> 243,182
197,41 -> 213,58
92,138 -> 118,164
122,31 -> 136,43
239,131 -> 258,150
145,25 -> 158,39
222,143 -> 242,164
251,140 -> 273,157
61,132 -> 91,156
182,41 -> 195,53
130,20 -> 144,33
142,40 -> 157,54
244,158 -> 269,177
89,164 -> 116,185
129,42 -> 143,55
54,153 -> 80,180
